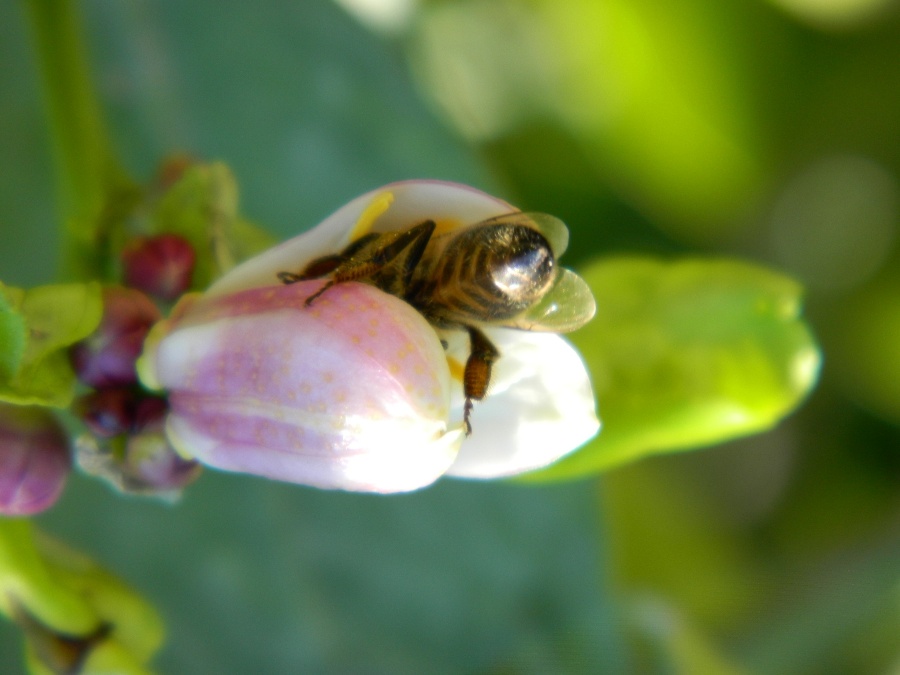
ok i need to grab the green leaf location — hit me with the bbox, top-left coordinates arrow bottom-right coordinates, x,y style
152,162 -> 236,288
0,282 -> 103,407
528,257 -> 821,480
545,0 -> 767,241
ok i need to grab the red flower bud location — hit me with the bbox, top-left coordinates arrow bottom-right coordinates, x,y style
0,404 -> 71,515
121,234 -> 196,302
69,287 -> 161,388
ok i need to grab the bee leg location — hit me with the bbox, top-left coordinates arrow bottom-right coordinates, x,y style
304,221 -> 436,307
303,262 -> 381,306
463,327 -> 500,436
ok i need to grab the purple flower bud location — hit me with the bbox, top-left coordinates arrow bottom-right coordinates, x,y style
121,234 -> 196,302
69,287 -> 161,388
0,404 -> 70,516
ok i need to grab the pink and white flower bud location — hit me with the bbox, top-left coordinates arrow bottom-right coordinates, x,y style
0,404 -> 71,516
70,287 -> 161,388
121,234 -> 196,302
138,281 -> 461,493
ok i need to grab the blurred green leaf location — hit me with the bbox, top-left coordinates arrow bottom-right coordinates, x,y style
601,459 -> 765,626
413,0 -> 768,241
544,0 -> 768,241
825,268 -> 900,426
0,282 -> 102,407
529,257 -> 821,480
627,597 -> 750,675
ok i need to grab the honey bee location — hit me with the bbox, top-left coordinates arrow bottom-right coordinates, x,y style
278,212 -> 595,435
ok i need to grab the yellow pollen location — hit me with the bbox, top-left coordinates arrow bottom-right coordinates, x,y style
432,217 -> 465,236
350,191 -> 395,241
447,356 -> 465,383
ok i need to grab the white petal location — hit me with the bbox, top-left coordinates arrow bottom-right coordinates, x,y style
445,331 -> 600,479
207,180 -> 513,296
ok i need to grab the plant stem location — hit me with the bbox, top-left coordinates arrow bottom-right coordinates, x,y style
0,519 -> 97,634
24,0 -> 137,279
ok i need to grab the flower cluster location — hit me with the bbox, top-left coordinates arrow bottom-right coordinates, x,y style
68,240 -> 201,497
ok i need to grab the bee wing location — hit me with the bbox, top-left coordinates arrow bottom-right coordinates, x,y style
507,268 -> 596,333
478,212 -> 570,257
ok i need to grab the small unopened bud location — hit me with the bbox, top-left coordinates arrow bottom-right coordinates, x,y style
123,431 -> 202,493
0,404 -> 71,516
69,287 -> 161,388
121,234 -> 196,302
75,392 -> 200,496
133,395 -> 168,430
75,388 -> 140,438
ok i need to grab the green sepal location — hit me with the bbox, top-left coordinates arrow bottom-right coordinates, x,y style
229,215 -> 278,267
526,257 -> 821,481
0,281 -> 103,408
150,162 -> 276,289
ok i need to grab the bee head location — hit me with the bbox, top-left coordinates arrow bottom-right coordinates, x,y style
489,225 -> 556,307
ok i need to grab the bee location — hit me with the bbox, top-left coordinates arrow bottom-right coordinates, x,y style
278,212 -> 595,435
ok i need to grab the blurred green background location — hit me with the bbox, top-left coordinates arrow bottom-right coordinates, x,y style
2,0 -> 899,673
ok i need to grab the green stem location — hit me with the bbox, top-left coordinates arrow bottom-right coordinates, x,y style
24,0 -> 137,280
0,519 -> 97,633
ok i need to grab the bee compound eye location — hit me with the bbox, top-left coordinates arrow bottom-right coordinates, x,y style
491,242 -> 555,306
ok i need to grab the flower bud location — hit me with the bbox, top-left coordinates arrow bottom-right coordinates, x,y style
75,388 -> 140,438
75,391 -> 200,496
121,234 -> 196,302
69,287 -> 161,388
138,282 -> 461,493
121,430 -> 202,493
0,404 -> 70,516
